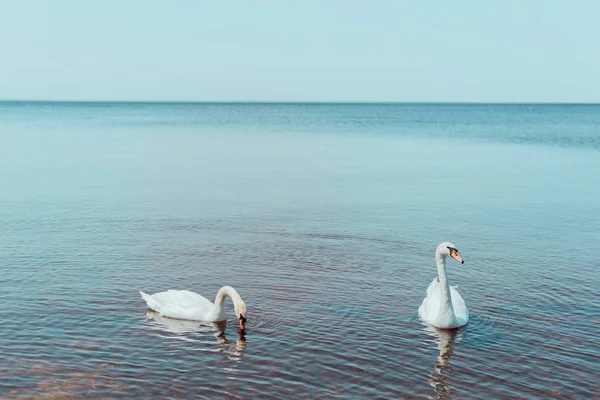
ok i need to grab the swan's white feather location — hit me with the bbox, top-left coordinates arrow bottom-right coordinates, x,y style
139,290 -> 162,311
139,289 -> 223,321
418,277 -> 469,328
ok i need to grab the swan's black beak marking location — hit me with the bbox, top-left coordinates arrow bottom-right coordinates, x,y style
239,315 -> 247,330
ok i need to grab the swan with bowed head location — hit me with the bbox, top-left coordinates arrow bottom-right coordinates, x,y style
139,286 -> 247,332
418,242 -> 469,329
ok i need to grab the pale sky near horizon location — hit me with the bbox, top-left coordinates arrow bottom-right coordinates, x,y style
1,0 -> 599,102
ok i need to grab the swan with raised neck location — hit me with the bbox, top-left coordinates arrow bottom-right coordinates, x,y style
418,242 -> 468,329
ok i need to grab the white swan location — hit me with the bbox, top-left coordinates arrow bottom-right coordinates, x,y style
418,242 -> 469,329
139,286 -> 247,331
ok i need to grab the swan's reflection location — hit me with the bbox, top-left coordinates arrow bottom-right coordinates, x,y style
423,324 -> 459,400
144,310 -> 247,354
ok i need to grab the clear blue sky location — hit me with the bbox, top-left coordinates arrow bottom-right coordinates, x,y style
1,0 -> 598,102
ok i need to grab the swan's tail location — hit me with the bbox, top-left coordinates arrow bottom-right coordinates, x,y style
139,290 -> 161,311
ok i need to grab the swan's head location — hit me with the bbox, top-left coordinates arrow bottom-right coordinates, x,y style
437,242 -> 464,264
234,300 -> 247,331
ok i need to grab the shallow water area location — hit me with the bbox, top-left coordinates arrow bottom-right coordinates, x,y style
1,102 -> 599,399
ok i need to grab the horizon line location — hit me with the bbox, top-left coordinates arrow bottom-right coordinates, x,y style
1,99 -> 600,105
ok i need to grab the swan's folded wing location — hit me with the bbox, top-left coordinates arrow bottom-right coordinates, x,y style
153,290 -> 212,309
171,290 -> 213,307
159,304 -> 204,321
450,285 -> 469,322
425,277 -> 440,297
155,291 -> 215,321
419,278 -> 441,322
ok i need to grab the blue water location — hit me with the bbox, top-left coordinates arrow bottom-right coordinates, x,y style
1,102 -> 599,399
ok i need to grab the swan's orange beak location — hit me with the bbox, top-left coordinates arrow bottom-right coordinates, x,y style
239,315 -> 246,331
450,250 -> 464,264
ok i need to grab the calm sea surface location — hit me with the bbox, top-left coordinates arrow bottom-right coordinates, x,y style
1,102 -> 599,399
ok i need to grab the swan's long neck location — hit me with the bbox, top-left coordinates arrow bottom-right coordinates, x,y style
214,286 -> 243,312
436,252 -> 456,320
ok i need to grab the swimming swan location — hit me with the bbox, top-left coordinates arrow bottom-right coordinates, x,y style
139,286 -> 247,331
418,242 -> 469,329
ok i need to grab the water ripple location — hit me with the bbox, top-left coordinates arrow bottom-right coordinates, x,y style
2,103 -> 600,398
